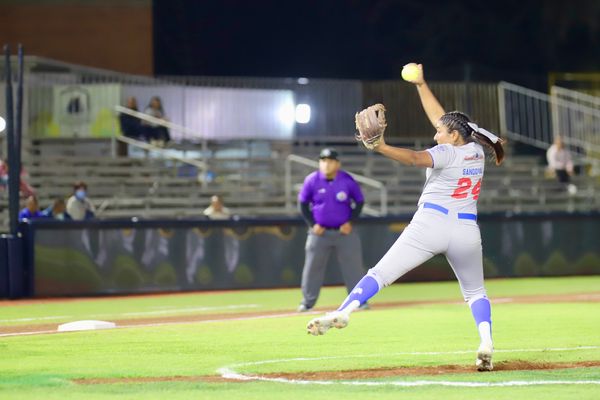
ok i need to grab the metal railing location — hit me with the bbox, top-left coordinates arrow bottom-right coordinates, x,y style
551,86 -> 600,111
498,82 -> 600,162
284,154 -> 388,217
100,106 -> 209,215
113,105 -> 209,169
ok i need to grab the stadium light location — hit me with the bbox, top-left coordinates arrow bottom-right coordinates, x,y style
277,102 -> 296,126
0,116 -> 5,133
295,104 -> 311,124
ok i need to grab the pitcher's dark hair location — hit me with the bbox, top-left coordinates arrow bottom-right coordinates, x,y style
439,111 -> 505,165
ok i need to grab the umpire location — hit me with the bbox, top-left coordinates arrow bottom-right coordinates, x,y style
297,148 -> 366,312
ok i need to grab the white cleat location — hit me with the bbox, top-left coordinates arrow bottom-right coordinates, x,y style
306,311 -> 349,336
476,343 -> 494,372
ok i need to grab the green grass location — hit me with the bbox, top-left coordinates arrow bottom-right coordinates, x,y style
1,276 -> 599,399
1,276 -> 599,326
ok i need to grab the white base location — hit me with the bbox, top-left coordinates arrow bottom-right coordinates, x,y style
57,320 -> 116,332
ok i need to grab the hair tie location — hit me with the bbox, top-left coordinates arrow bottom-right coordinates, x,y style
467,122 -> 500,144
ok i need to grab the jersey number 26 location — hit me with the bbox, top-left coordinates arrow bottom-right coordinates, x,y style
451,178 -> 481,200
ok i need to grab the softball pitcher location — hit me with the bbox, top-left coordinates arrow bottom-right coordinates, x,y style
306,63 -> 505,372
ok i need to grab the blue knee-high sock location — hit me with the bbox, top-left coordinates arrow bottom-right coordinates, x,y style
470,297 -> 492,343
337,275 -> 380,312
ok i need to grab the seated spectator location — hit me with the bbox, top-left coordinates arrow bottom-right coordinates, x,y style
0,158 -> 36,197
142,96 -> 171,146
118,97 -> 144,156
203,195 -> 231,220
546,136 -> 574,183
19,195 -> 43,221
0,158 -> 6,190
547,136 -> 578,194
119,97 -> 143,139
42,198 -> 72,220
66,181 -> 96,220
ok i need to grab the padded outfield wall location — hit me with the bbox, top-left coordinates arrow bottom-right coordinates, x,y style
13,212 -> 600,297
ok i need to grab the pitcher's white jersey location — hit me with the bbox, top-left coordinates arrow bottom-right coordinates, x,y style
369,140 -> 488,302
418,142 -> 485,214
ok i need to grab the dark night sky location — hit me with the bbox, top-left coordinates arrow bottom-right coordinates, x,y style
153,0 -> 599,88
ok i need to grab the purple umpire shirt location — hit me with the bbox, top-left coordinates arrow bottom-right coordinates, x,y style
298,170 -> 364,228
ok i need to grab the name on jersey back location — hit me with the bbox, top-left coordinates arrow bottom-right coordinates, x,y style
462,167 -> 483,176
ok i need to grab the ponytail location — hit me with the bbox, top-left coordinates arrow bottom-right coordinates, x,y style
471,132 -> 505,165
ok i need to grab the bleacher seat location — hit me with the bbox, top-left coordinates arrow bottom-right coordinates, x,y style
1,137 -> 598,232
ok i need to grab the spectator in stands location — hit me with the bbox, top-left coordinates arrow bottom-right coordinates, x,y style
117,96 -> 144,156
546,136 -> 574,184
0,158 -> 36,197
19,195 -> 43,221
142,96 -> 171,147
0,158 -> 7,190
42,198 -> 72,220
66,181 -> 96,220
201,195 -> 239,276
546,136 -> 578,194
203,195 -> 231,220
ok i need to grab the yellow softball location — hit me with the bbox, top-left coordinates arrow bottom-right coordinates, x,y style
401,63 -> 420,82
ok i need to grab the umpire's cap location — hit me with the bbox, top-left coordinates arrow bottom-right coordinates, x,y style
319,148 -> 339,160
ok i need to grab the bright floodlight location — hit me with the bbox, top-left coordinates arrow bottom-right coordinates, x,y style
0,117 -> 5,133
297,77 -> 309,85
295,104 -> 311,124
278,103 -> 296,126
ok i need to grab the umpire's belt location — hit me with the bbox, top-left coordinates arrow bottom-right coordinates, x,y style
423,202 -> 477,221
